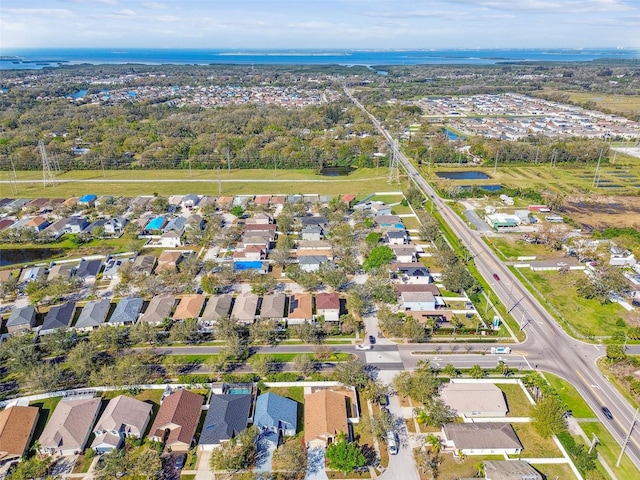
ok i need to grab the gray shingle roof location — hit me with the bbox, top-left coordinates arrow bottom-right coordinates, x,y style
6,305 -> 36,329
75,299 -> 110,329
109,297 -> 144,324
201,295 -> 232,322
41,302 -> 76,333
199,394 -> 251,446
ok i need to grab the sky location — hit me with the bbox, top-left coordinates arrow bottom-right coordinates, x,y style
1,0 -> 639,50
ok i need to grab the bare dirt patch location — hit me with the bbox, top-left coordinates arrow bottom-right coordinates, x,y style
563,194 -> 640,230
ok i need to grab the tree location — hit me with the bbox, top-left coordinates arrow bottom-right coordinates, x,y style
169,318 -> 201,344
249,354 -> 277,377
272,437 -> 308,480
418,214 -> 440,242
230,205 -> 244,217
403,315 -> 426,341
474,462 -> 486,478
24,361 -> 66,393
496,361 -> 513,377
443,363 -> 460,378
422,398 -> 456,428
333,358 -> 370,389
576,264 -> 629,304
378,306 -> 404,337
415,448 -> 441,480
369,408 -> 394,441
441,263 -> 476,293
5,455 -> 54,480
469,364 -> 486,379
210,426 -> 259,472
325,434 -> 366,474
426,434 -> 442,454
129,321 -> 157,345
90,325 -> 129,351
606,344 -> 627,363
67,340 -> 98,381
531,395 -> 566,438
250,319 -> 282,346
293,354 -> 316,377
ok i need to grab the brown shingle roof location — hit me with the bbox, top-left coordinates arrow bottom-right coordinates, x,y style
39,397 -> 101,453
316,292 -> 339,310
288,293 -> 313,320
304,390 -> 348,445
173,294 -> 206,320
0,406 -> 39,461
149,389 -> 203,449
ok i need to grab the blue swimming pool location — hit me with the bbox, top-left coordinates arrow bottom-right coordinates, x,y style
145,216 -> 165,230
234,261 -> 264,270
228,387 -> 252,395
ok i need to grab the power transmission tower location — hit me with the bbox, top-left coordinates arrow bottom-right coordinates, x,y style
388,139 -> 400,184
9,158 -> 18,195
550,148 -> 558,168
38,140 -> 57,187
592,148 -> 603,188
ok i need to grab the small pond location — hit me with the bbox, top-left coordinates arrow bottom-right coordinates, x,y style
461,184 -> 503,192
0,248 -> 64,267
443,128 -> 464,140
436,171 -> 490,180
319,166 -> 355,177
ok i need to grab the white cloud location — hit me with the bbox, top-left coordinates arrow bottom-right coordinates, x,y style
141,2 -> 168,9
2,7 -> 75,19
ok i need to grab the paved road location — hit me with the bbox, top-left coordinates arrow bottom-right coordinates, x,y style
344,87 -> 640,469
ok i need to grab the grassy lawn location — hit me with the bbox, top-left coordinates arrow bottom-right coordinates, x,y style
29,396 -> 62,447
161,354 -> 211,365
544,373 -> 595,418
370,194 -> 404,204
262,386 -> 305,404
401,216 -> 421,230
598,357 -> 640,409
530,462 -> 578,480
414,451 -> 481,480
5,168 -> 400,199
517,269 -> 626,338
541,88 -> 640,117
390,203 -> 414,215
181,475 -> 196,480
100,388 -> 164,404
512,423 -> 563,458
580,422 -> 638,480
498,384 -> 533,417
486,236 -> 557,261
71,451 -> 96,474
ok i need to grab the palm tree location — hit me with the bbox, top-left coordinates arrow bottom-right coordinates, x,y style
426,434 -> 442,454
496,361 -> 512,377
443,363 -> 459,378
474,462 -> 485,477
415,408 -> 429,425
469,364 -> 486,379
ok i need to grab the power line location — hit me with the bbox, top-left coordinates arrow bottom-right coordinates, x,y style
38,140 -> 57,187
388,139 -> 400,184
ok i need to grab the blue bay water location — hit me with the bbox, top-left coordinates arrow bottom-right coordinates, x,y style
1,48 -> 639,70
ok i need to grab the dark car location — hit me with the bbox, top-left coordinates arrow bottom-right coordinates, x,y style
174,454 -> 186,470
601,407 -> 613,420
492,273 -> 500,281
369,335 -> 376,344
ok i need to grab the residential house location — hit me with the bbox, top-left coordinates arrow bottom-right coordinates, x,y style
95,195 -> 114,209
0,218 -> 15,232
0,405 -> 39,464
297,240 -> 332,251
484,460 -> 543,480
254,392 -> 298,441
163,216 -> 187,234
440,382 -> 508,419
304,390 -> 349,448
182,194 -> 200,210
301,226 -> 324,241
231,293 -> 259,325
47,263 -> 74,281
316,292 -> 340,322
185,214 -> 204,231
40,217 -> 69,239
140,295 -> 174,325
441,423 -> 523,456
341,194 -> 357,207
173,294 -> 206,320
374,215 -> 403,228
74,299 -> 111,331
394,283 -> 442,297
91,395 -> 153,453
160,231 -> 182,248
254,195 -> 271,206
244,223 -> 277,234
23,216 -> 50,233
299,255 -> 328,273
371,202 -> 392,216
200,295 -> 233,324
39,397 -> 102,456
19,266 -> 46,284
385,230 -> 408,245
392,263 -> 432,283
6,305 -> 37,334
400,291 -> 436,311
64,217 -> 89,234
76,258 -> 102,282
104,217 -> 127,236
198,394 -> 252,451
108,297 -> 144,326
148,389 -> 204,452
40,302 -> 76,335
0,269 -> 15,285
133,254 -> 156,275
82,219 -> 107,236
245,213 -> 273,225
78,194 -> 97,207
271,196 -> 286,206
391,246 -> 416,263
288,293 -> 313,324
156,251 -> 183,272
103,258 -> 129,279
301,216 -> 328,229
259,293 -> 286,321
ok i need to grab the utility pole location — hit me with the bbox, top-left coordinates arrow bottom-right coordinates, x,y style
616,408 -> 638,467
217,166 -> 222,195
588,433 -> 599,454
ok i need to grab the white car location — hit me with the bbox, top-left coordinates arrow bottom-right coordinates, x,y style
355,343 -> 372,350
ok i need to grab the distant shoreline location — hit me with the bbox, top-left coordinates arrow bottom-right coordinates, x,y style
1,48 -> 638,70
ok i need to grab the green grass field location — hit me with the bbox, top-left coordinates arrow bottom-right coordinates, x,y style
580,422 -> 638,480
2,168 -> 403,199
516,268 -> 626,338
487,237 -> 558,261
498,383 -> 533,417
512,423 -> 564,458
544,373 -> 595,418
530,463 -> 578,480
541,88 -> 640,118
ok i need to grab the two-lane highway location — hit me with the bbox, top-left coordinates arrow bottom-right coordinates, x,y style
344,87 -> 640,469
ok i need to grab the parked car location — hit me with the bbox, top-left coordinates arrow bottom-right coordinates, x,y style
601,407 -> 613,420
369,335 -> 376,344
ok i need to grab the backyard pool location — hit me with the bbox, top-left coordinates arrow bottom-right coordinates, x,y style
228,387 -> 252,395
234,260 -> 264,271
145,216 -> 165,230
